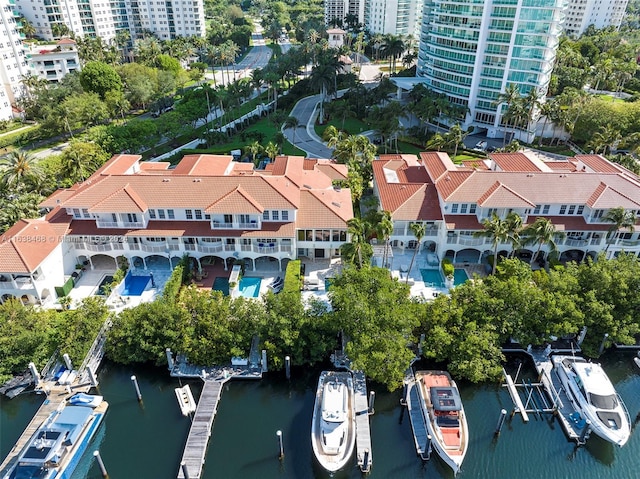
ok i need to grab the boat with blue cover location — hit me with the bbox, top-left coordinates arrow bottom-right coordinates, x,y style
3,398 -> 108,479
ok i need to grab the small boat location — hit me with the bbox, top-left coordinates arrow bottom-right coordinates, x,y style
175,384 -> 196,416
634,352 -> 640,369
68,392 -> 103,408
415,371 -> 468,474
3,401 -> 108,479
311,371 -> 356,473
552,355 -> 630,446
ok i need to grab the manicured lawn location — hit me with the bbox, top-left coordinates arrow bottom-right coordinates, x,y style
595,94 -> 625,103
315,117 -> 371,137
535,144 -> 575,156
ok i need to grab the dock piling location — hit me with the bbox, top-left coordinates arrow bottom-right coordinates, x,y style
28,362 -> 40,385
276,430 -> 284,460
262,350 -> 268,372
599,333 -> 609,355
368,391 -> 375,415
166,348 -> 174,370
87,367 -> 98,387
180,461 -> 190,479
93,450 -> 108,477
495,409 -> 507,436
131,375 -> 142,401
63,353 -> 73,371
363,449 -> 370,470
285,356 -> 290,379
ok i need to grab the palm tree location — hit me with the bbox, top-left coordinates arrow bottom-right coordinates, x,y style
495,84 -> 521,146
603,207 -> 637,252
374,210 -> 394,268
445,124 -> 468,159
264,142 -> 279,161
0,150 -> 41,189
245,141 -> 263,164
473,212 -> 522,273
522,217 -> 564,265
537,98 -> 559,147
345,217 -> 370,268
283,116 -> 302,145
407,223 -> 426,284
326,100 -> 355,130
382,35 -> 405,73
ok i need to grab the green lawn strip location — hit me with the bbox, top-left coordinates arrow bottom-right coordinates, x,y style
535,144 -> 575,156
315,118 -> 371,138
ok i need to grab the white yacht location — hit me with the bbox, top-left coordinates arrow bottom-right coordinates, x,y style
311,371 -> 356,473
552,355 -> 630,446
415,371 -> 468,475
3,397 -> 108,479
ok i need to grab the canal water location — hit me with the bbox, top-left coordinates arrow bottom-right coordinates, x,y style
2,352 -> 640,479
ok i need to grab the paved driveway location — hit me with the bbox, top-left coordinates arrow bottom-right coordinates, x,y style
283,94 -> 334,159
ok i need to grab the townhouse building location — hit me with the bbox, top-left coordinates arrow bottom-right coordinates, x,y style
0,154 -> 352,306
372,152 -> 640,265
25,38 -> 80,82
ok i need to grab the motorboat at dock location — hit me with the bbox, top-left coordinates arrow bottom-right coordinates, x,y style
2,397 -> 108,479
175,385 -> 196,416
415,370 -> 468,475
311,371 -> 356,473
552,355 -> 630,446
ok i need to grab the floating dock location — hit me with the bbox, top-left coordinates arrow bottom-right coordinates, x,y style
353,371 -> 373,473
404,377 -> 431,460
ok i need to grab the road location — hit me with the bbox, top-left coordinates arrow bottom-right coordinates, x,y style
283,94 -> 334,159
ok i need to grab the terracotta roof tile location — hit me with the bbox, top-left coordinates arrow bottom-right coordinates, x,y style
0,219 -> 64,273
586,182 -> 640,209
297,189 -> 353,228
544,161 -> 577,172
576,154 -> 626,174
420,151 -> 457,182
526,216 -> 611,232
91,154 -> 142,177
171,154 -> 234,175
140,162 -> 171,171
88,184 -> 148,213
205,185 -> 264,214
477,181 -> 536,208
489,153 -> 544,172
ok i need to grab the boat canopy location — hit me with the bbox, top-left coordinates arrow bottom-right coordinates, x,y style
430,387 -> 462,412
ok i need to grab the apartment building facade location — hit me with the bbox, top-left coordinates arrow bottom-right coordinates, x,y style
372,152 -> 640,265
0,154 -> 353,306
365,0 -> 422,37
16,0 -> 205,42
563,0 -> 628,37
0,0 -> 28,120
26,38 -> 80,82
324,0 -> 365,27
417,0 -> 565,140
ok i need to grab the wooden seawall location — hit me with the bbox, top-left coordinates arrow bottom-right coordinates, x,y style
177,380 -> 226,479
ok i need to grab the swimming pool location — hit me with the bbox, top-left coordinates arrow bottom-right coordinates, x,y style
420,268 -> 470,288
212,277 -> 230,296
121,273 -> 151,296
239,277 -> 262,298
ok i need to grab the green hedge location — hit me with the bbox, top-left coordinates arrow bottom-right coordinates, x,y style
162,265 -> 184,301
283,260 -> 302,293
55,277 -> 74,297
441,258 -> 454,279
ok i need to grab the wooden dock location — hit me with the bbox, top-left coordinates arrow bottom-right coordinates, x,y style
177,380 -> 227,479
352,371 -> 372,473
405,378 -> 431,460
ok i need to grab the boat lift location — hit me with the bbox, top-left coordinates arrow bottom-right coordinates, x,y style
501,349 -> 591,445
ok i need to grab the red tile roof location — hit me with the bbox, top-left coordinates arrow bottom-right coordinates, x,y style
0,219 -> 65,273
575,155 -> 626,174
489,153 -> 543,172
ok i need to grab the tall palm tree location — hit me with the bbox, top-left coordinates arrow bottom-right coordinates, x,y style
445,123 -> 468,159
537,98 -> 559,147
382,35 -> 405,73
473,212 -> 522,273
522,217 -> 564,265
603,207 -> 637,252
407,223 -> 426,284
495,84 -> 521,146
0,150 -> 41,189
372,210 -> 393,268
245,141 -> 263,164
283,116 -> 302,145
345,217 -> 371,268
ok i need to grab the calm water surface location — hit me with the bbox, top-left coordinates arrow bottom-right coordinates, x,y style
2,353 -> 640,479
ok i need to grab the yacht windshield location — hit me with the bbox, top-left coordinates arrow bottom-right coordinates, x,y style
589,393 -> 618,410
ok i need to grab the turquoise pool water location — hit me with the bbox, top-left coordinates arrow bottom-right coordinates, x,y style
121,273 -> 150,296
212,277 -> 230,296
239,277 -> 261,298
420,268 -> 470,288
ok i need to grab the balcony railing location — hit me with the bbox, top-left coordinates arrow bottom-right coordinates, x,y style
238,222 -> 259,229
72,240 -> 299,256
620,239 -> 640,247
564,238 -> 588,247
199,243 -> 223,253
96,221 -> 119,228
458,237 -> 485,246
211,222 -> 233,229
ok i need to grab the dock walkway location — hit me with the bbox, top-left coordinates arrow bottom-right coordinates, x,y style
177,380 -> 227,479
405,378 -> 431,460
352,371 -> 372,473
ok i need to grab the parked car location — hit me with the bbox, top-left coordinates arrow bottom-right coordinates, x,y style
473,140 -> 488,152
